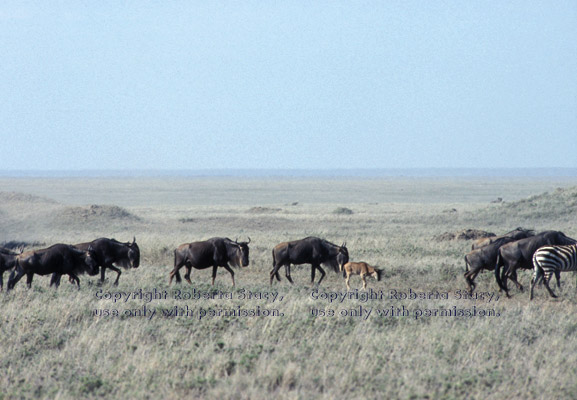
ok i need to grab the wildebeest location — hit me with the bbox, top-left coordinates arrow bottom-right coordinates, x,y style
54,237 -> 140,286
495,231 -> 576,297
470,227 -> 534,251
0,247 -> 22,290
169,237 -> 250,286
270,237 -> 349,285
7,244 -> 98,290
342,261 -> 382,291
464,236 -> 525,294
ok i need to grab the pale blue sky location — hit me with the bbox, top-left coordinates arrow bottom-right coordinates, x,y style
1,2 -> 576,171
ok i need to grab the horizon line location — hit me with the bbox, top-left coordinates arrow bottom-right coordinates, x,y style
1,168 -> 577,178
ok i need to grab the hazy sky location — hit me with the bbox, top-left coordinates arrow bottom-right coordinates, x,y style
1,2 -> 576,171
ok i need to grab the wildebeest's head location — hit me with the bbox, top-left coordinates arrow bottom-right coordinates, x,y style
82,246 -> 100,276
371,267 -> 383,282
227,238 -> 250,268
336,243 -> 349,271
236,237 -> 251,267
127,237 -> 140,268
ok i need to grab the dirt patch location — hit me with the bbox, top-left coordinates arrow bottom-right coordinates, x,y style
0,191 -> 58,204
56,204 -> 141,223
247,207 -> 282,214
457,229 -> 495,240
333,207 -> 354,215
1,240 -> 46,251
434,229 -> 495,242
434,232 -> 456,241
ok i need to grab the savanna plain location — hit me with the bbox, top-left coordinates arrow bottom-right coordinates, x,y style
2,176 -> 577,400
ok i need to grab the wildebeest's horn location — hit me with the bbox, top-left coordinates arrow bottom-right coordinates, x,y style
132,236 -> 136,245
247,237 -> 251,244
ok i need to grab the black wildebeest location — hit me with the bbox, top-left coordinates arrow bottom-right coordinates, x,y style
7,244 -> 98,290
464,236 -> 524,294
169,237 -> 250,286
0,247 -> 22,290
270,237 -> 349,285
470,227 -> 534,251
55,237 -> 140,286
495,230 -> 577,297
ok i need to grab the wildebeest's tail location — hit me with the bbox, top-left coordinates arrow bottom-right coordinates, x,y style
464,255 -> 470,273
494,252 -> 506,291
375,268 -> 383,282
173,249 -> 182,283
271,248 -> 281,282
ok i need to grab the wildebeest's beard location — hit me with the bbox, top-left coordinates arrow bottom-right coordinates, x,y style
115,246 -> 140,269
323,245 -> 348,273
335,246 -> 349,272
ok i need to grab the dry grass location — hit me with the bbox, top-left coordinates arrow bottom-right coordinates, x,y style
1,177 -> 577,399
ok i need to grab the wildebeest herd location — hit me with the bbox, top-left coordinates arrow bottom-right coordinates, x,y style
464,228 -> 577,300
2,230 -> 577,300
0,238 -> 140,290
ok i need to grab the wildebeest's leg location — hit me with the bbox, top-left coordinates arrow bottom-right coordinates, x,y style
100,265 -> 107,283
50,273 -> 63,287
502,268 -> 519,297
7,268 -> 25,291
50,273 -> 61,287
169,260 -> 185,285
50,272 -> 64,289
464,270 -> 474,294
68,273 -> 81,289
222,264 -> 235,286
26,272 -> 34,289
285,264 -> 294,284
506,267 -> 524,292
500,264 -> 514,298
170,252 -> 185,284
361,274 -> 367,290
104,264 -> 122,286
315,264 -> 326,285
269,263 -> 284,285
184,265 -> 193,285
211,265 -> 218,286
311,265 -> 316,284
345,271 -> 351,291
465,269 -> 480,295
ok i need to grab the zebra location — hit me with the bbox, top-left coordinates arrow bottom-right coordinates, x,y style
530,244 -> 577,300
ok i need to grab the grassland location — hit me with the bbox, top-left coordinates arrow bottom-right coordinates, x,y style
2,176 -> 577,399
